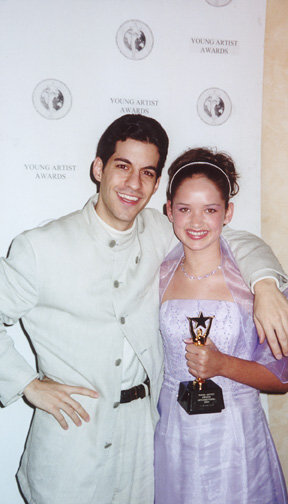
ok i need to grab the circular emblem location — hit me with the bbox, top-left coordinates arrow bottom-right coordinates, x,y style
116,20 -> 154,60
205,0 -> 232,6
197,88 -> 232,126
32,79 -> 72,119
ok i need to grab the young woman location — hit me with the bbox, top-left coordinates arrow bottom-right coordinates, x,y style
154,148 -> 288,504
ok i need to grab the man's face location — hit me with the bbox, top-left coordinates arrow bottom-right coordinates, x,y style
93,138 -> 160,230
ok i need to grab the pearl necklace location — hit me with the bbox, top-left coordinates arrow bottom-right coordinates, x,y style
180,256 -> 222,281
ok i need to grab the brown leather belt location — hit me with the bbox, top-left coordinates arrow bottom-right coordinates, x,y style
120,377 -> 150,404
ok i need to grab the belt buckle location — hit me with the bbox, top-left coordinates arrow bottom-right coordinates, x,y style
134,386 -> 139,400
139,384 -> 145,400
120,379 -> 149,404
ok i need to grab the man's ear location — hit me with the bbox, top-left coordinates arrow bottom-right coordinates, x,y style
92,157 -> 104,183
224,202 -> 234,225
153,176 -> 161,194
166,200 -> 173,222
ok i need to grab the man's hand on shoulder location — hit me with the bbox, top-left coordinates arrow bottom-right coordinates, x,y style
254,278 -> 288,359
24,377 -> 99,430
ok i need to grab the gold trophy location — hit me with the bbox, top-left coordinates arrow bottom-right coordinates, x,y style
177,312 -> 225,415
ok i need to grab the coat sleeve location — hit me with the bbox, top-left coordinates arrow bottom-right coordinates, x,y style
222,226 -> 288,290
0,233 -> 39,406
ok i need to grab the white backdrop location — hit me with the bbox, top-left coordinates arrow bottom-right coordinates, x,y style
0,1 -> 266,502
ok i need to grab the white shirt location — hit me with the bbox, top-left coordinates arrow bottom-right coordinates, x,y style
94,210 -> 146,389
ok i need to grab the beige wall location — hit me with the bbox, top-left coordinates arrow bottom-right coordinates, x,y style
262,0 -> 288,481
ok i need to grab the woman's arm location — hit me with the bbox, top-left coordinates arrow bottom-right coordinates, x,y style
184,337 -> 288,393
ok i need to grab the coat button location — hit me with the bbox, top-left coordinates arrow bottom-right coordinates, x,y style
114,280 -> 119,288
104,442 -> 112,449
135,256 -> 140,264
115,359 -> 122,366
109,240 -> 116,248
120,317 -> 125,324
113,402 -> 120,409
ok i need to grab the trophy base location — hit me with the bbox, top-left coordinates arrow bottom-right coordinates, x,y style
177,379 -> 225,415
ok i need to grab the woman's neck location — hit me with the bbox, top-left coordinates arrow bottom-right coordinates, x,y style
182,241 -> 221,278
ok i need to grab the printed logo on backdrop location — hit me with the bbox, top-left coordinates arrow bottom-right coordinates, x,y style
32,79 -> 72,119
24,163 -> 77,181
110,97 -> 158,115
197,88 -> 232,126
116,20 -> 154,60
191,37 -> 238,56
205,0 -> 232,6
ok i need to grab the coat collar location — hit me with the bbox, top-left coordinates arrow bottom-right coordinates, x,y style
82,194 -> 144,249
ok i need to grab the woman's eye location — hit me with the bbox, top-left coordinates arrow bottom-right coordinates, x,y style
206,208 -> 216,214
179,207 -> 189,213
117,164 -> 127,170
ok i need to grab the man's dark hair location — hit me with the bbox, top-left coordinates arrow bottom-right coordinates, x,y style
96,114 -> 169,179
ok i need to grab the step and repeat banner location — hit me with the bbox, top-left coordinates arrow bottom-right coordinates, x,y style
0,1 -> 266,502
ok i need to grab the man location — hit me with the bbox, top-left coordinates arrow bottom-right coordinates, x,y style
0,114 -> 287,504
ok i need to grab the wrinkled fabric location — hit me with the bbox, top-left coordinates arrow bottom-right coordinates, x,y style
154,238 -> 288,504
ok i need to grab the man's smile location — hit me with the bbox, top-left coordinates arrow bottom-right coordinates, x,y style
117,191 -> 141,204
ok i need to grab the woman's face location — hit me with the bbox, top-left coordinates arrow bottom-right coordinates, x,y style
166,174 -> 233,254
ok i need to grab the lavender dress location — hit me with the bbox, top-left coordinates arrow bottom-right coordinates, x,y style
154,240 -> 288,504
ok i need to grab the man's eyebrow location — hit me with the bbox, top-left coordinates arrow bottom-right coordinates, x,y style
114,157 -> 158,172
114,157 -> 132,164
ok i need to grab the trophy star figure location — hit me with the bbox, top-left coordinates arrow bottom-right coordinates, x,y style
191,311 -> 211,329
187,312 -> 215,346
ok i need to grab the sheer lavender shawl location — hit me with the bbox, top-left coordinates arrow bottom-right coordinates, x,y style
159,236 -> 288,383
